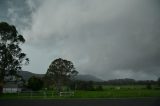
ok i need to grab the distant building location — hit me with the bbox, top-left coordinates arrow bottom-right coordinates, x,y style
3,82 -> 22,93
2,75 -> 24,93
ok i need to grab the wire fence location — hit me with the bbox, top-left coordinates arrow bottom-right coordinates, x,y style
2,91 -> 75,98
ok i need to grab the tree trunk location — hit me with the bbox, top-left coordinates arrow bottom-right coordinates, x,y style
56,80 -> 62,96
0,81 -> 3,93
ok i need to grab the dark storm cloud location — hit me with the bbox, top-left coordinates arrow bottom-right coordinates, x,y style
0,0 -> 41,29
1,0 -> 160,80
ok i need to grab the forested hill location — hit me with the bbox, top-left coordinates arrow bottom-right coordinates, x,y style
18,71 -> 104,82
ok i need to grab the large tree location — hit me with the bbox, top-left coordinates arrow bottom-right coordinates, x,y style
45,58 -> 78,94
0,22 -> 29,92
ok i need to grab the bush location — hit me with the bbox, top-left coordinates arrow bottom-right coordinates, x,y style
70,81 -> 95,91
28,76 -> 43,91
95,85 -> 103,91
146,83 -> 152,89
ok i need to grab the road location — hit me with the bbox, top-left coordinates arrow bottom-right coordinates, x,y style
0,98 -> 160,106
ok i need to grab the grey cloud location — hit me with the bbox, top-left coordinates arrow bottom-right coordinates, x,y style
24,0 -> 160,80
1,0 -> 160,80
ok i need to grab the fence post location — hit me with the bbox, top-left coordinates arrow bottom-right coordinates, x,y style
30,91 -> 32,98
52,91 -> 53,97
43,91 -> 46,98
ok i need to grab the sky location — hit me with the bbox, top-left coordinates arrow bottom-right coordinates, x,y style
0,0 -> 160,80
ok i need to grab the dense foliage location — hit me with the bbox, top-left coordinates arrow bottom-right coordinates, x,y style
0,22 -> 29,92
28,76 -> 43,91
45,58 -> 78,93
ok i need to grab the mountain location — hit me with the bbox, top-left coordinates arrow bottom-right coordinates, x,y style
19,71 -> 104,82
18,71 -> 43,81
75,74 -> 104,82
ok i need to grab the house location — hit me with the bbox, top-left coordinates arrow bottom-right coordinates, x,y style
3,82 -> 22,93
2,75 -> 24,93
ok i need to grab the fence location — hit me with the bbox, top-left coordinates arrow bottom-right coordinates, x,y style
3,91 -> 75,98
60,91 -> 74,96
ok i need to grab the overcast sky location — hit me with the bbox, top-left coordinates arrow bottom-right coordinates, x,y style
0,0 -> 160,80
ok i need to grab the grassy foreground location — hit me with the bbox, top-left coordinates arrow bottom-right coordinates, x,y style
0,89 -> 160,99
73,89 -> 160,98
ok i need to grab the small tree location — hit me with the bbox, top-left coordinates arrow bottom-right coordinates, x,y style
0,22 -> 29,92
95,85 -> 103,91
28,76 -> 43,91
45,58 -> 78,94
146,81 -> 152,90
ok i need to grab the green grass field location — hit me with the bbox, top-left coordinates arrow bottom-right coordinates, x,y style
73,89 -> 160,98
0,85 -> 160,99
